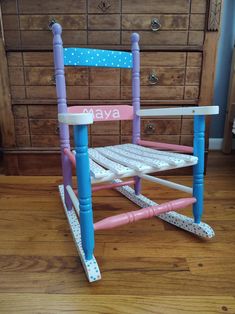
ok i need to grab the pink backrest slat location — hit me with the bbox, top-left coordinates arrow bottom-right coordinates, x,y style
68,105 -> 133,122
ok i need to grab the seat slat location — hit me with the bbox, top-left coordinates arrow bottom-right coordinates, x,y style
89,148 -> 132,176
73,150 -> 110,179
89,158 -> 113,179
107,146 -> 170,169
122,144 -> 198,165
76,143 -> 198,185
96,147 -> 152,172
119,144 -> 185,166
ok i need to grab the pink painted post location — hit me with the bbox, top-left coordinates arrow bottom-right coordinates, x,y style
138,139 -> 194,154
94,197 -> 196,230
52,23 -> 72,210
64,148 -> 76,167
68,105 -> 133,121
131,33 -> 141,195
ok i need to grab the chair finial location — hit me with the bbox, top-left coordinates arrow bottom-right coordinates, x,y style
52,23 -> 62,35
131,33 -> 140,43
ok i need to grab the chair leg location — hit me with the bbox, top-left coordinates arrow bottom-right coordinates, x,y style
74,124 -> 94,260
134,176 -> 141,195
193,115 -> 205,224
61,152 -> 73,211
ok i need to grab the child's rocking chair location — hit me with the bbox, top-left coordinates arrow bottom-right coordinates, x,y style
51,23 -> 218,282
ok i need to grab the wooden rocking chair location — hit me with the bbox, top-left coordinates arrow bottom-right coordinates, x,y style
51,23 -> 219,282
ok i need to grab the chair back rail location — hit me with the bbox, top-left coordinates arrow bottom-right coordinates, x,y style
64,47 -> 132,68
68,105 -> 133,121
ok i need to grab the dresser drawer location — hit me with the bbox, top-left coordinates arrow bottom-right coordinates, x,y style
5,51 -> 81,101
13,104 -> 122,148
2,0 -> 207,49
8,51 -> 202,103
2,0 -> 87,49
13,105 -> 59,148
121,52 -> 202,101
13,105 -> 60,148
8,52 -> 89,100
121,0 -> 206,47
121,111 -> 194,145
12,102 -> 196,152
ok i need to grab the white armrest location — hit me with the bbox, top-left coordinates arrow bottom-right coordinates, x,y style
58,113 -> 93,125
137,106 -> 219,117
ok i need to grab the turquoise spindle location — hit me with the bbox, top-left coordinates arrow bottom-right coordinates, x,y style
74,125 -> 94,260
193,115 -> 205,223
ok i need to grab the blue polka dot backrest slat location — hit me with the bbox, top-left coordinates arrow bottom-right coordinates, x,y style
63,48 -> 133,68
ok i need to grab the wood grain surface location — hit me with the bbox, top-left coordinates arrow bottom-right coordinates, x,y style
0,152 -> 234,313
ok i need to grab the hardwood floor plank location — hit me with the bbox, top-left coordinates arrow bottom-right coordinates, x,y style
187,257 -> 235,276
0,294 -> 234,314
0,241 -> 105,257
0,256 -> 188,273
0,152 -> 234,312
0,270 -> 234,295
103,242 -> 235,258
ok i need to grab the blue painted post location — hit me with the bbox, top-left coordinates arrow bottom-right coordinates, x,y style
131,33 -> 141,195
74,125 -> 94,260
193,115 -> 205,223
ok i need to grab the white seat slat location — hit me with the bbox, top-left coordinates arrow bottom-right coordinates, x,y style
75,143 -> 197,184
89,158 -> 113,179
122,144 -> 198,165
107,146 -> 169,169
96,147 -> 152,172
89,148 -> 132,175
73,150 -> 112,179
117,145 -> 184,167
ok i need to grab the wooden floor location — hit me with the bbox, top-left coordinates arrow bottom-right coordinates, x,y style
0,152 -> 235,313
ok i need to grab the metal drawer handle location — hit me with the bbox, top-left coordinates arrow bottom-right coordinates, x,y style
98,0 -> 111,12
50,74 -> 56,85
48,18 -> 57,30
148,72 -> 159,85
151,18 -> 161,31
145,123 -> 156,134
55,125 -> 60,134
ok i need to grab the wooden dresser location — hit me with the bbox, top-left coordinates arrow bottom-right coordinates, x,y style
0,0 -> 222,174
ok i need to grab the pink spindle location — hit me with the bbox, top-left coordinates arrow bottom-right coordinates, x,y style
92,180 -> 135,192
138,139 -> 193,154
64,148 -> 76,167
94,197 -> 196,231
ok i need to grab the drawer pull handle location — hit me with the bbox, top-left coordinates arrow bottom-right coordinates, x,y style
50,75 -> 56,85
151,18 -> 161,31
55,125 -> 60,134
98,0 -> 111,12
145,123 -> 156,134
148,72 -> 159,85
48,18 -> 57,30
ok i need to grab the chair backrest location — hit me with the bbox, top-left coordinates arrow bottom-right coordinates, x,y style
67,105 -> 133,122
64,48 -> 132,68
52,23 -> 140,143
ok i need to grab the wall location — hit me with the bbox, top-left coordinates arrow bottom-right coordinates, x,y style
211,0 -> 235,138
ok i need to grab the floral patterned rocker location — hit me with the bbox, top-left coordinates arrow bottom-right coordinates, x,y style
51,23 -> 219,282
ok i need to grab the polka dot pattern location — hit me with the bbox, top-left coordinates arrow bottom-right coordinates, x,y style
64,48 -> 132,68
115,179 -> 215,239
59,185 -> 101,282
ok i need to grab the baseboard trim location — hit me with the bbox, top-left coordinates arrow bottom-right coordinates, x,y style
209,138 -> 235,150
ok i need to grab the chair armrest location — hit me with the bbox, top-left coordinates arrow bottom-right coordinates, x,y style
58,113 -> 93,125
137,106 -> 219,117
